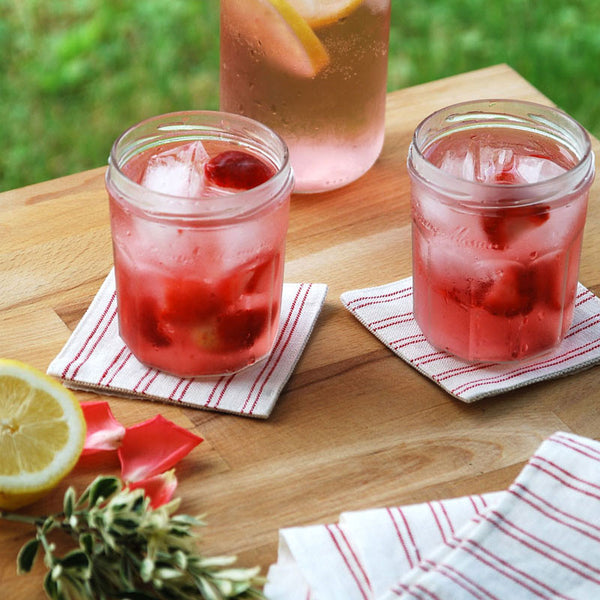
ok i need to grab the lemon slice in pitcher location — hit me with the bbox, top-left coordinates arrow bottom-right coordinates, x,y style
223,0 -> 330,78
0,359 -> 86,510
293,0 -> 364,28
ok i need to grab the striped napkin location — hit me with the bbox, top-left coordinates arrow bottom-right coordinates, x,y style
47,269 -> 327,418
341,277 -> 600,402
265,431 -> 600,599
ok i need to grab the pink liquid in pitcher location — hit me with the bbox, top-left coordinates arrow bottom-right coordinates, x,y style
411,127 -> 589,362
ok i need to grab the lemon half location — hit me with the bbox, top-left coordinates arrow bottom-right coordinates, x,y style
0,359 -> 86,510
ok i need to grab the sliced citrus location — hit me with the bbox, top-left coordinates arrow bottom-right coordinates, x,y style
0,359 -> 86,510
223,0 -> 330,78
290,0 -> 364,28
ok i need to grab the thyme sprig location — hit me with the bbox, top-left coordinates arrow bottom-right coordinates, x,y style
1,476 -> 265,600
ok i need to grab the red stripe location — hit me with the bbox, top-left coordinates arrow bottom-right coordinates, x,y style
211,374 -> 235,409
550,434 -> 600,461
428,502 -> 452,545
133,368 -> 153,393
369,310 -> 413,326
397,506 -> 422,564
69,297 -> 118,379
62,291 -> 116,378
240,284 -> 305,413
434,361 -> 494,383
422,558 -> 494,600
168,378 -> 186,401
368,312 -> 414,331
413,583 -> 444,600
386,507 -> 417,569
244,284 -> 311,415
482,511 -> 600,586
139,370 -> 160,395
564,314 -> 600,338
413,350 -> 447,367
199,376 -> 227,408
575,290 -> 595,306
169,377 -> 194,403
530,456 -> 600,495
98,345 -> 127,385
527,461 -> 600,503
390,333 -> 427,349
105,350 -> 132,387
391,579 -> 442,600
451,339 -> 600,395
510,483 -> 600,537
439,500 -> 455,535
344,285 -> 412,310
325,524 -> 371,599
457,537 -> 574,599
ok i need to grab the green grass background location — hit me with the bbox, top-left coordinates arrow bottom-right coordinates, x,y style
2,0 -> 599,192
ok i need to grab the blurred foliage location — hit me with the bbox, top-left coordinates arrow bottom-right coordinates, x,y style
1,0 -> 599,192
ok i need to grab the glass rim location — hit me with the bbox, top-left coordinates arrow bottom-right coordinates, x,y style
105,110 -> 293,220
407,98 -> 595,206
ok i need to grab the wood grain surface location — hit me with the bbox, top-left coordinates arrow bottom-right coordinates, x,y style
1,64 -> 599,597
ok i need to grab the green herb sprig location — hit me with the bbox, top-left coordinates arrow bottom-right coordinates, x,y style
1,476 -> 265,600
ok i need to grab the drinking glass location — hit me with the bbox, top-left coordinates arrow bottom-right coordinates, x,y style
106,111 -> 293,377
219,0 -> 391,193
407,99 -> 595,362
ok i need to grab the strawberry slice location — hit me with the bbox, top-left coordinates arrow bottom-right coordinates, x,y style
163,279 -> 224,324
218,252 -> 279,302
480,263 -> 535,317
481,203 -> 550,249
217,307 -> 270,350
205,150 -> 275,190
139,297 -> 172,347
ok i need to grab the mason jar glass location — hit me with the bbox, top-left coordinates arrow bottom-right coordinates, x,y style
106,111 -> 293,377
407,99 -> 595,362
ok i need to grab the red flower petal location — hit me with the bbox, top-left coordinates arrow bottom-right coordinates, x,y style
118,414 -> 202,482
128,469 -> 178,508
80,401 -> 126,455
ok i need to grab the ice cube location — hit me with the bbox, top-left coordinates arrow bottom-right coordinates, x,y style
440,150 -> 476,181
514,155 -> 566,184
141,141 -> 209,197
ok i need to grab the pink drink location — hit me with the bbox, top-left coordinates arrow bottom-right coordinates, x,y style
106,112 -> 293,377
220,0 -> 390,193
408,100 -> 594,362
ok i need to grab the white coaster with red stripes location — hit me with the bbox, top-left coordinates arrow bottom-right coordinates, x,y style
265,431 -> 600,599
47,269 -> 327,418
341,277 -> 600,402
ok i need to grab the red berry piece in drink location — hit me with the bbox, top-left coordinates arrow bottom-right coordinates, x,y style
163,280 -> 223,325
139,298 -> 172,347
205,150 -> 275,190
480,264 -> 535,317
217,307 -> 269,350
481,213 -> 508,249
481,203 -> 550,249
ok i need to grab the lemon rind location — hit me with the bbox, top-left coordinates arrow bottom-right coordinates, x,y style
304,0 -> 364,29
267,0 -> 330,76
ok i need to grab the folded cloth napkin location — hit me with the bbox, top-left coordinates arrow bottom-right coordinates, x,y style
265,431 -> 600,599
341,277 -> 600,402
47,269 -> 327,418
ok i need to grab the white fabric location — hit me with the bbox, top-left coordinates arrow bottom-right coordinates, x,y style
341,277 -> 600,402
48,269 -> 327,418
265,431 -> 600,599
